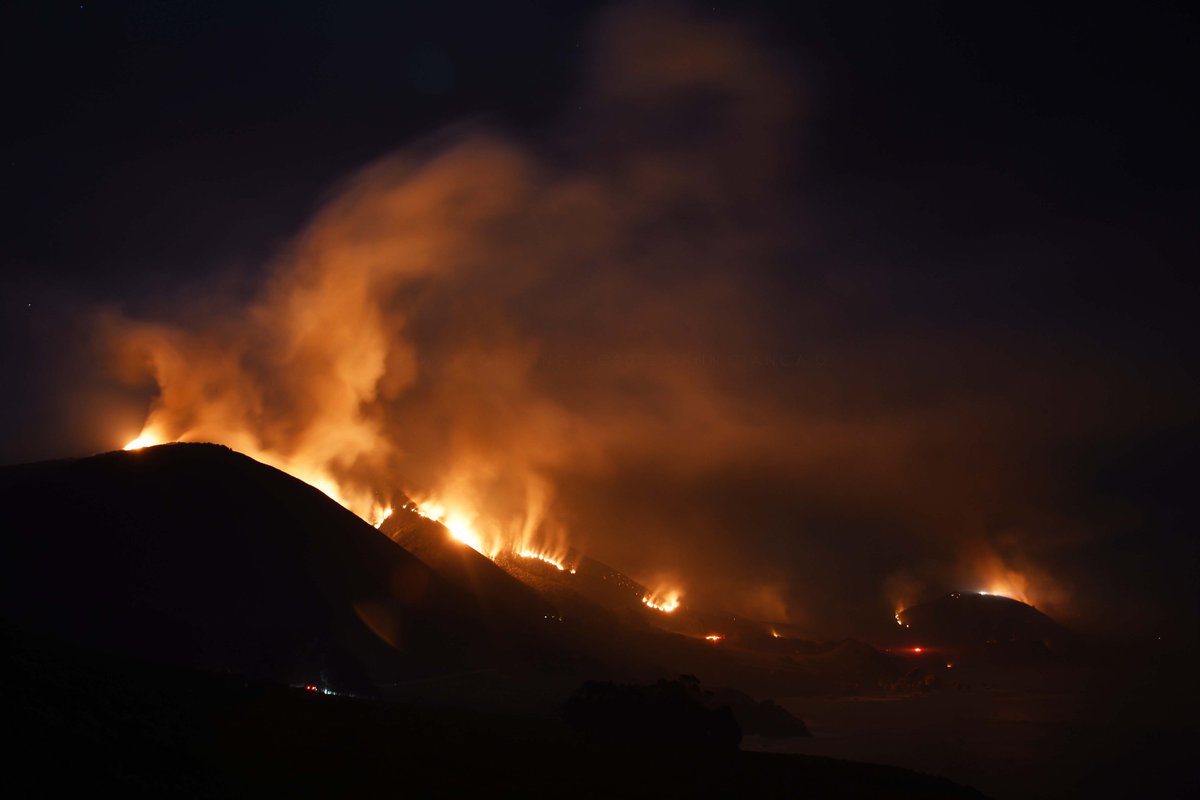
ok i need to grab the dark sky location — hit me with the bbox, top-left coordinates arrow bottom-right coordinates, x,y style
2,1 -> 1196,638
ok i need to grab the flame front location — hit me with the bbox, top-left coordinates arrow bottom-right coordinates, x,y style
515,548 -> 575,573
409,501 -> 497,558
642,589 -> 681,613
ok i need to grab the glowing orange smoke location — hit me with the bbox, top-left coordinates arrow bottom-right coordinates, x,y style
101,4 -> 819,638
972,552 -> 1039,606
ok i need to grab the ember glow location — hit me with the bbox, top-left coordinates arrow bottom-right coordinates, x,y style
704,634 -> 723,643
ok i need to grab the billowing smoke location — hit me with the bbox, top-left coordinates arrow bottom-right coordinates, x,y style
103,3 -> 1187,636
112,3 -> 796,536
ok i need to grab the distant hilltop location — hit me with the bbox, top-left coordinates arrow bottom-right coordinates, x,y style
897,592 -> 1071,652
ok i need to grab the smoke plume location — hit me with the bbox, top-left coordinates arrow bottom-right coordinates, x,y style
106,3 -> 1189,635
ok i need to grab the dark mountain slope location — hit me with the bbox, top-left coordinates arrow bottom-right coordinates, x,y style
897,592 -> 1069,650
0,443 -> 541,687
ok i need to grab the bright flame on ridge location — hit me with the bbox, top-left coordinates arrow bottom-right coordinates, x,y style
123,433 -> 162,451
411,501 -> 496,558
642,590 -> 681,613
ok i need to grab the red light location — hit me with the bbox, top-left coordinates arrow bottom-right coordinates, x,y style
913,647 -> 923,653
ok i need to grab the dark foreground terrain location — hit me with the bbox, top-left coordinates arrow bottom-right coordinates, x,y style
3,444 -> 1192,798
0,444 -> 988,796
1,629 -> 982,798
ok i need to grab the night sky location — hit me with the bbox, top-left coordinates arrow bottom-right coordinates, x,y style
2,1 -> 1196,639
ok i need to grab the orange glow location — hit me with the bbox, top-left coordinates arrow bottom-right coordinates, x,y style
122,432 -> 162,450
98,7 -> 909,642
770,629 -> 781,639
705,634 -> 723,642
408,499 -> 576,571
372,506 -> 393,529
515,548 -> 575,573
913,646 -> 923,653
972,553 -> 1038,606
411,501 -> 497,558
977,587 -> 1025,602
642,589 -> 682,613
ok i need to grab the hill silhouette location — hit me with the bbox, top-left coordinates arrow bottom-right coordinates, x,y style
0,443 -> 543,689
897,592 -> 1069,651
0,444 -> 1010,796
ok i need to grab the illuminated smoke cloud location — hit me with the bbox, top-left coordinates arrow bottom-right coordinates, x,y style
107,3 -> 1145,632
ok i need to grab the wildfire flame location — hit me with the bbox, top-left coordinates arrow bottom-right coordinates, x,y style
119,422 -> 588,577
122,433 -> 162,451
515,548 -> 575,574
406,498 -> 575,573
410,501 -> 497,558
372,506 -> 393,529
704,634 -> 723,642
642,589 -> 681,613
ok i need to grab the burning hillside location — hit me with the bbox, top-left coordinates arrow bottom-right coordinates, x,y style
96,1 -> 1109,638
